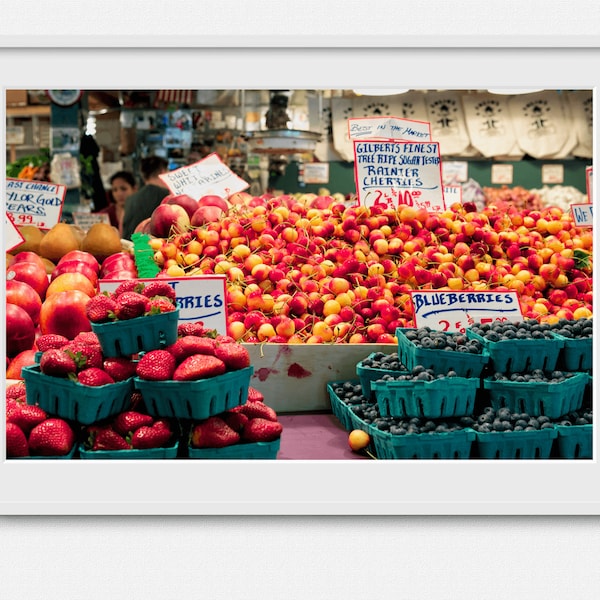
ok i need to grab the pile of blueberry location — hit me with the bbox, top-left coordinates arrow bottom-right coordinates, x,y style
376,364 -> 460,383
469,406 -> 556,433
359,352 -> 407,372
489,369 -> 578,383
332,381 -> 468,434
546,317 -> 593,339
469,319 -> 556,342
556,409 -> 593,427
402,327 -> 484,354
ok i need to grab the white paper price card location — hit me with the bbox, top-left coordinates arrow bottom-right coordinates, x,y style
410,289 -> 523,332
571,203 -> 593,228
353,140 -> 445,211
5,178 -> 67,230
491,163 -> 513,185
159,152 -> 249,200
72,211 -> 111,231
443,185 -> 462,205
99,275 -> 228,335
5,211 -> 25,252
348,116 -> 431,142
442,161 -> 468,185
303,162 -> 330,184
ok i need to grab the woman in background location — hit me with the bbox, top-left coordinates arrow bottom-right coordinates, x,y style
100,170 -> 137,237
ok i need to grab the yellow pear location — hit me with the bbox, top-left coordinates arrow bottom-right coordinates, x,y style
38,222 -> 81,262
15,225 -> 46,254
81,222 -> 123,262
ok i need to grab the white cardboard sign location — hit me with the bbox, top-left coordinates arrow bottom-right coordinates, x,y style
348,116 -> 431,142
5,178 -> 66,230
410,289 -> 523,332
72,211 -> 111,231
571,203 -> 593,228
353,140 -> 445,211
98,275 -> 228,335
443,185 -> 462,205
159,153 -> 249,200
5,212 -> 25,252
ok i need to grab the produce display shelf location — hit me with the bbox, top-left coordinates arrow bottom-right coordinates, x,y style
481,372 -> 589,419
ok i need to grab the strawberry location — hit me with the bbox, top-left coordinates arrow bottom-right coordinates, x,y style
113,411 -> 154,436
130,422 -> 172,449
6,422 -> 29,457
114,280 -> 145,296
6,381 -> 27,401
72,331 -> 102,347
39,348 -> 78,377
90,427 -> 132,451
215,334 -> 237,345
63,342 -> 104,370
114,291 -> 150,320
7,403 -> 48,434
34,333 -> 69,352
147,295 -> 177,314
177,322 -> 216,338
135,349 -> 176,381
76,367 -> 115,386
222,410 -> 249,433
190,416 -> 240,448
247,387 -> 264,403
214,342 -> 251,370
103,356 -> 137,381
236,401 -> 278,422
173,354 -> 226,381
141,281 -> 176,302
167,335 -> 216,363
128,390 -> 145,411
28,418 -> 75,456
85,293 -> 118,323
241,418 -> 283,443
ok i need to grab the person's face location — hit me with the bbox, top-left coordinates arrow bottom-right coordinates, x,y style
111,177 -> 135,206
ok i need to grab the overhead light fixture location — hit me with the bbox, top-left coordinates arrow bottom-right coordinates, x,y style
487,88 -> 545,95
352,88 -> 410,96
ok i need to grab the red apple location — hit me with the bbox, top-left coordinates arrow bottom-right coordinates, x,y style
57,250 -> 100,273
228,191 -> 253,206
161,193 -> 200,219
6,261 -> 49,299
190,205 -> 224,226
39,289 -> 93,340
11,251 -> 46,270
46,271 -> 96,298
51,260 -> 99,287
6,280 -> 43,325
197,194 -> 229,212
150,203 -> 191,238
6,302 -> 36,357
6,348 -> 38,379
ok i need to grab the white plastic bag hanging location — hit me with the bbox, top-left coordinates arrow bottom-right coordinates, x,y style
508,90 -> 569,158
461,92 -> 518,158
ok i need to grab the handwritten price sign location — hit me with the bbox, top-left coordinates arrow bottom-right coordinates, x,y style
353,140 -> 445,211
410,289 -> 523,332
5,178 -> 66,230
348,116 -> 431,142
159,153 -> 249,200
5,212 -> 25,252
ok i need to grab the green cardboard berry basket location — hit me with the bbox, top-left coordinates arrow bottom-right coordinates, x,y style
370,426 -> 476,460
481,372 -> 589,419
474,428 -> 558,459
78,441 -> 179,459
91,309 -> 179,357
465,329 -> 563,374
22,365 -> 134,425
10,444 -> 78,460
554,424 -> 593,459
395,327 -> 490,378
134,366 -> 253,421
551,333 -> 593,373
327,381 -> 372,433
356,353 -> 408,400
371,376 -> 479,419
187,438 -> 280,460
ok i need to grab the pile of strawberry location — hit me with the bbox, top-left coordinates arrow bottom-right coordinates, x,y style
35,331 -> 136,386
190,386 -> 283,449
6,381 -> 76,457
83,410 -> 175,452
135,323 -> 251,381
85,280 -> 177,324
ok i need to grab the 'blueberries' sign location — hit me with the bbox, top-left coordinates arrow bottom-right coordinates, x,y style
98,275 -> 228,335
410,289 -> 523,332
353,140 -> 445,211
348,116 -> 431,142
159,152 -> 249,200
5,178 -> 66,230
